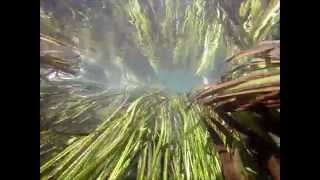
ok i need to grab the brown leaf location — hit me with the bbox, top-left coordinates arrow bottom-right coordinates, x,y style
196,71 -> 279,100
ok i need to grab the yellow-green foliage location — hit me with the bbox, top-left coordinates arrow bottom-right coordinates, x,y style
245,0 -> 262,19
239,0 -> 280,44
196,23 -> 222,75
126,0 -> 159,72
251,0 -> 279,42
240,0 -> 262,34
173,0 -> 224,75
41,0 -> 279,79
77,0 -> 278,76
160,0 -> 175,45
41,93 -> 225,180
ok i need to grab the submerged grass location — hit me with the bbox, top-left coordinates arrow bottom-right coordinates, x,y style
41,1 -> 280,179
41,89 -> 226,180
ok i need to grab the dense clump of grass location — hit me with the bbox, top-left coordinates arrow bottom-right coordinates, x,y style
41,89 -> 226,180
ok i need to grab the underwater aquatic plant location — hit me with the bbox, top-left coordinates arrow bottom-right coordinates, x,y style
41,90 -> 226,180
40,1 -> 280,179
41,0 -> 279,78
194,40 -> 280,180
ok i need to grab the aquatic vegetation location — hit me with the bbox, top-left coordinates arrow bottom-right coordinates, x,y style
40,83 -> 277,179
124,0 -> 159,72
194,41 -> 280,180
40,1 -> 280,179
238,0 -> 280,44
41,90 -> 226,180
196,23 -> 222,75
40,0 -> 279,79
